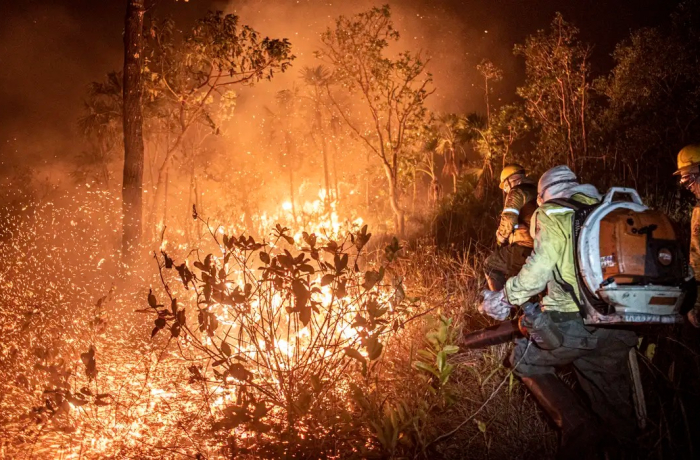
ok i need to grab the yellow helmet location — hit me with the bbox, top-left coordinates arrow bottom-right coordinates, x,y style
499,164 -> 525,189
675,144 -> 700,175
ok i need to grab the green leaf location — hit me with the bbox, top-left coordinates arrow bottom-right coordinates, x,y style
440,363 -> 454,386
417,349 -> 434,360
645,343 -> 656,361
443,345 -> 460,355
436,350 -> 447,372
414,361 -> 439,378
321,274 -> 335,286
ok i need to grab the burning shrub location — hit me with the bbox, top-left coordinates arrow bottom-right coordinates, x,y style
146,219 -> 418,456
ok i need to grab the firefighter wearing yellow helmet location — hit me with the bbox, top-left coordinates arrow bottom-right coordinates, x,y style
675,144 -> 700,327
483,164 -> 538,291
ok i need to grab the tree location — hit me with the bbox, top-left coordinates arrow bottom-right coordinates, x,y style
433,113 -> 465,194
462,105 -> 528,199
476,59 -> 503,128
318,5 -> 433,236
121,0 -> 146,258
300,65 -> 334,209
76,72 -> 123,187
142,12 -> 294,241
266,87 -> 304,225
595,2 -> 700,204
515,13 -> 591,170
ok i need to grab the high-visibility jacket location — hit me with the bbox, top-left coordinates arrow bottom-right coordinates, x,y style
690,205 -> 700,310
496,181 -> 537,248
505,193 -> 600,313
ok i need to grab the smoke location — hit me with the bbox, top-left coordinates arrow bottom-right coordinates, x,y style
200,0 -> 501,217
0,1 -> 127,185
216,0 -> 492,116
0,0 -> 681,202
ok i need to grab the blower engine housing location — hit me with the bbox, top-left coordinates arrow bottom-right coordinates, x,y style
574,188 -> 689,324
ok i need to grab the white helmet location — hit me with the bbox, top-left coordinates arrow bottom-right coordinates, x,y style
537,165 -> 579,204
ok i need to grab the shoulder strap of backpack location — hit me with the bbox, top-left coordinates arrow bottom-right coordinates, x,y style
547,197 -> 580,210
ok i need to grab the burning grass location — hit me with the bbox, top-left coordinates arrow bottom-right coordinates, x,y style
0,187 -> 553,459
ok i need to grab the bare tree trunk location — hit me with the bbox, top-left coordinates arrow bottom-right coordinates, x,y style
315,99 -> 332,210
289,167 -> 297,225
162,166 -> 169,231
366,151 -> 371,212
121,0 -> 145,259
383,163 -> 404,236
485,77 -> 491,128
185,150 -> 195,244
331,139 -> 340,204
412,175 -> 417,213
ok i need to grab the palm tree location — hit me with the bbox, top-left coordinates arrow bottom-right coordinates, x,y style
434,113 -> 466,194
461,113 -> 494,200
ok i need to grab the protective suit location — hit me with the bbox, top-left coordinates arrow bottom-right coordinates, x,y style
498,166 -> 637,458
676,144 -> 700,327
483,167 -> 538,291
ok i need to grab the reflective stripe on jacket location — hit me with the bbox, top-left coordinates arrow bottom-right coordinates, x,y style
496,182 -> 537,247
690,206 -> 700,309
505,193 -> 600,313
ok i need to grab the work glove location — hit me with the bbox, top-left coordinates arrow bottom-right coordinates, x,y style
496,233 -> 508,246
478,289 -> 511,321
688,309 -> 700,328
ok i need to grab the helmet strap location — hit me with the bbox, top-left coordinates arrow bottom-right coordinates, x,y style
538,179 -> 578,202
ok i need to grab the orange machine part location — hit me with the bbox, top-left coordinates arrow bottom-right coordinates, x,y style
598,209 -> 676,284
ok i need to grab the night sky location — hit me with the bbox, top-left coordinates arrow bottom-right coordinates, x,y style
0,0 -> 682,177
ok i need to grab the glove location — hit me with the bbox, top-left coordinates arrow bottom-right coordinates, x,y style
478,289 -> 512,321
688,309 -> 700,328
496,233 -> 508,246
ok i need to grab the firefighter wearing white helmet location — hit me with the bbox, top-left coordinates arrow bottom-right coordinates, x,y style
675,144 -> 700,328
483,164 -> 537,291
479,165 -> 638,458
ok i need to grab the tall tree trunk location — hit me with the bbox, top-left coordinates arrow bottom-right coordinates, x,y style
332,139 -> 340,204
289,167 -> 297,225
284,131 -> 298,225
121,0 -> 145,258
162,166 -> 169,231
382,163 -> 404,236
412,174 -> 417,213
315,100 -> 331,210
366,151 -> 371,212
186,151 -> 195,244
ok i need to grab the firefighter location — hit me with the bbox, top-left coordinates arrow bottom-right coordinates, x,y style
480,165 -> 638,459
675,144 -> 700,328
483,164 -> 538,291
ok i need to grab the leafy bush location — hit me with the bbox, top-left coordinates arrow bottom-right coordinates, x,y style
146,218 -> 418,456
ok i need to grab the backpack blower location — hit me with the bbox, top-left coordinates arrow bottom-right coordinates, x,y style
555,187 -> 692,325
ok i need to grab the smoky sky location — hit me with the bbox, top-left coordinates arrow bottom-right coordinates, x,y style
0,0 -> 681,181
